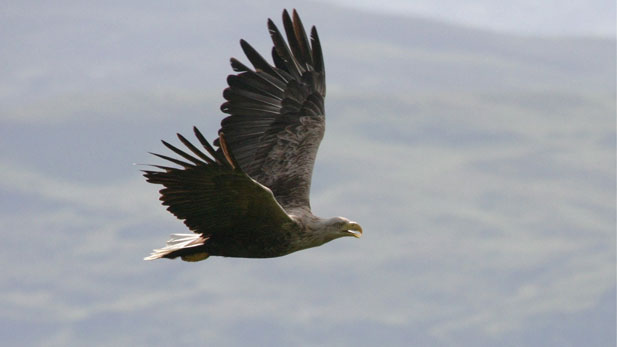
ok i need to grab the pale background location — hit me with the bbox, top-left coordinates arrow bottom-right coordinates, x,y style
1,1 -> 615,346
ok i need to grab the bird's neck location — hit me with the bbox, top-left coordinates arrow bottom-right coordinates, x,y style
287,211 -> 342,251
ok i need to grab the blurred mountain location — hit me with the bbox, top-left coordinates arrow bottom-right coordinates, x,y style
2,1 -> 614,105
0,1 -> 614,346
2,0 -> 613,179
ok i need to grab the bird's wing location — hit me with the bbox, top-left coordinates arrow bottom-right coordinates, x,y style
143,128 -> 293,237
215,9 -> 326,210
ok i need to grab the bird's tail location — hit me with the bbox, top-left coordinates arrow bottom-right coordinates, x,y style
144,233 -> 208,261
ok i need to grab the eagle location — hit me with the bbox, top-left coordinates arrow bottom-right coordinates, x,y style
143,9 -> 362,262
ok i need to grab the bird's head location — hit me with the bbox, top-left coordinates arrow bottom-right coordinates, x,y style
325,216 -> 363,239
294,215 -> 363,251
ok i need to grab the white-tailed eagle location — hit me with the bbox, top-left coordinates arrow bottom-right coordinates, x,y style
144,9 -> 362,262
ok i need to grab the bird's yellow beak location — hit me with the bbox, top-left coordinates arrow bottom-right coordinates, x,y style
347,222 -> 363,238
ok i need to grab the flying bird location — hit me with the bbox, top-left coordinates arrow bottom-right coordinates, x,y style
143,9 -> 362,262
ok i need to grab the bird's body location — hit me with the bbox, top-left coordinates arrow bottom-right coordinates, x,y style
144,10 -> 362,262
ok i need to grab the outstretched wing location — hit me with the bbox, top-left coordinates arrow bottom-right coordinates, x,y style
216,9 -> 326,210
143,128 -> 293,239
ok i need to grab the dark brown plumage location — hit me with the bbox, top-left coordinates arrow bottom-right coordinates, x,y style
144,9 -> 361,262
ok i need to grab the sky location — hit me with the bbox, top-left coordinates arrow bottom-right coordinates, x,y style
1,1 -> 615,346
322,0 -> 616,37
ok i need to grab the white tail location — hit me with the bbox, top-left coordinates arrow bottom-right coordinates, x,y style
144,233 -> 207,260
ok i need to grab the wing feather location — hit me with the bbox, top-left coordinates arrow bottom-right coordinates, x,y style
218,10 -> 326,210
177,133 -> 215,164
268,18 -> 302,79
240,39 -> 291,83
144,130 -> 293,239
284,9 -> 313,71
310,26 -> 326,95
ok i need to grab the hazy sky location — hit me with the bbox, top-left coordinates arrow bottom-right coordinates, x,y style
322,0 -> 616,37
